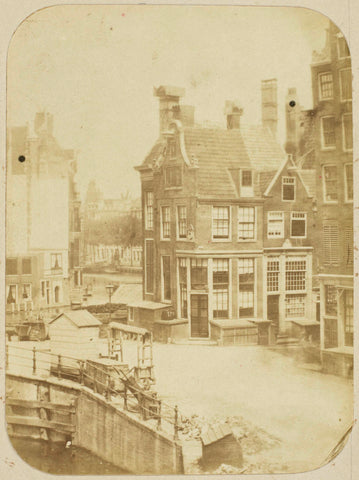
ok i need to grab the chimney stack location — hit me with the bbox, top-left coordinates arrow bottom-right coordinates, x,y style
224,100 -> 243,130
153,85 -> 185,135
261,79 -> 278,137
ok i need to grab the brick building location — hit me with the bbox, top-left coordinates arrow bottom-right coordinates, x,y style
286,22 -> 353,376
134,83 -> 317,344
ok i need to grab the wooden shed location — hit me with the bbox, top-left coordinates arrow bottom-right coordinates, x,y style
201,424 -> 242,470
48,310 -> 101,362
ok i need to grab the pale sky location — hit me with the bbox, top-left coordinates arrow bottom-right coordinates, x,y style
7,5 -> 329,199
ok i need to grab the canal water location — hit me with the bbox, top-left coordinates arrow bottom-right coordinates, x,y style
10,438 -> 128,475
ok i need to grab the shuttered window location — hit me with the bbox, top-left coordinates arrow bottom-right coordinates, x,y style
344,164 -> 353,201
343,114 -> 353,151
145,240 -> 154,293
321,117 -> 336,148
344,226 -> 353,266
323,224 -> 339,266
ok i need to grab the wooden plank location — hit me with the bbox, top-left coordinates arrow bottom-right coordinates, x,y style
6,415 -> 75,433
6,398 -> 76,414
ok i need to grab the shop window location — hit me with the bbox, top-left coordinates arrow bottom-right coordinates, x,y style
213,259 -> 229,319
285,294 -> 305,317
238,258 -> 254,317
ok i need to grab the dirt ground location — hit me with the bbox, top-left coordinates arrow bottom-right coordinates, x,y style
121,342 -> 353,474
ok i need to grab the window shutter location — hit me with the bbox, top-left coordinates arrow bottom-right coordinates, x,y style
345,226 -> 353,266
323,224 -> 339,266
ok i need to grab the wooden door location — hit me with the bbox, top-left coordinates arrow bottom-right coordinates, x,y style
267,295 -> 279,334
190,295 -> 208,338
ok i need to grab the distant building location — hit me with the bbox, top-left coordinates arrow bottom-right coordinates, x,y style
286,23 -> 353,376
6,112 -> 83,322
134,83 -> 317,344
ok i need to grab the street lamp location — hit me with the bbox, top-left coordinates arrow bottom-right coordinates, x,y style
106,284 -> 115,358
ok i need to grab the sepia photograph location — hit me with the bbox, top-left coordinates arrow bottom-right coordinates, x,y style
3,3 -> 355,476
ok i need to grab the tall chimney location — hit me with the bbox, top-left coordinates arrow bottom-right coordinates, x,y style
261,79 -> 278,137
153,85 -> 185,135
224,100 -> 243,130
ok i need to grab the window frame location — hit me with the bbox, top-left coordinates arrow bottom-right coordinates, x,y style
281,176 -> 296,202
342,113 -> 353,152
51,253 -> 63,270
285,294 -> 306,319
339,67 -> 352,102
22,258 -> 32,275
144,239 -> 154,294
267,211 -> 284,238
238,258 -> 255,318
144,191 -> 154,231
165,165 -> 182,188
318,72 -> 334,101
323,223 -> 340,266
290,212 -> 307,239
160,205 -> 171,241
324,285 -> 337,317
21,283 -> 32,301
212,206 -> 231,241
320,116 -> 336,150
6,258 -> 18,275
344,163 -> 353,203
176,205 -> 188,240
238,206 -> 256,241
322,164 -> 338,204
285,257 -> 306,293
6,284 -> 18,304
161,255 -> 171,302
212,258 -> 230,319
266,257 -> 280,293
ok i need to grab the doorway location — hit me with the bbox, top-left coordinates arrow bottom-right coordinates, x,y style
267,295 -> 280,335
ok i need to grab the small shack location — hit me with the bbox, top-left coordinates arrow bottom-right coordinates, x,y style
48,310 -> 101,362
201,424 -> 242,470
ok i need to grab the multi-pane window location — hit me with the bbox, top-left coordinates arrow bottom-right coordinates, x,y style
41,280 -> 51,305
342,114 -> 353,151
241,170 -> 252,187
267,212 -> 284,238
212,207 -> 230,239
282,177 -> 295,201
213,259 -> 229,319
145,240 -> 154,293
161,206 -> 171,239
323,165 -> 338,202
6,285 -> 17,304
267,258 -> 279,292
337,35 -> 350,58
51,253 -> 62,270
238,258 -> 255,317
166,166 -> 182,187
22,258 -> 32,274
6,258 -> 17,275
321,116 -> 336,148
323,224 -> 339,266
344,290 -> 353,347
345,226 -> 353,266
238,207 -> 255,240
285,258 -> 306,291
325,285 -> 337,316
285,294 -> 305,318
145,191 -> 154,230
340,68 -> 352,101
179,258 -> 187,318
191,258 -> 208,290
22,284 -> 32,300
344,164 -> 353,201
177,206 -> 187,239
290,212 -> 306,238
162,256 -> 171,301
319,72 -> 333,100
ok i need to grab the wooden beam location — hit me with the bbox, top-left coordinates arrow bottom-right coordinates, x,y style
6,398 -> 75,414
6,415 -> 76,433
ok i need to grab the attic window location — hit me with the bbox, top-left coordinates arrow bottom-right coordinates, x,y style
282,177 -> 295,201
241,170 -> 252,187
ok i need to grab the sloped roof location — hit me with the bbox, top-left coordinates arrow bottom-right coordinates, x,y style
201,423 -> 233,446
299,169 -> 317,197
259,170 -> 277,194
138,124 -> 285,199
49,310 -> 101,328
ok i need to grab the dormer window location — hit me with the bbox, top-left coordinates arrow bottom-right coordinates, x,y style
282,177 -> 295,201
165,166 -> 182,187
240,170 -> 254,197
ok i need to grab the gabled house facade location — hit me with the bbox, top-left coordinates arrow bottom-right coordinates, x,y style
135,84 -> 317,345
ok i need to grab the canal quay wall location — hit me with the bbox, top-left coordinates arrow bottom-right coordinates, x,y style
6,373 -> 184,475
